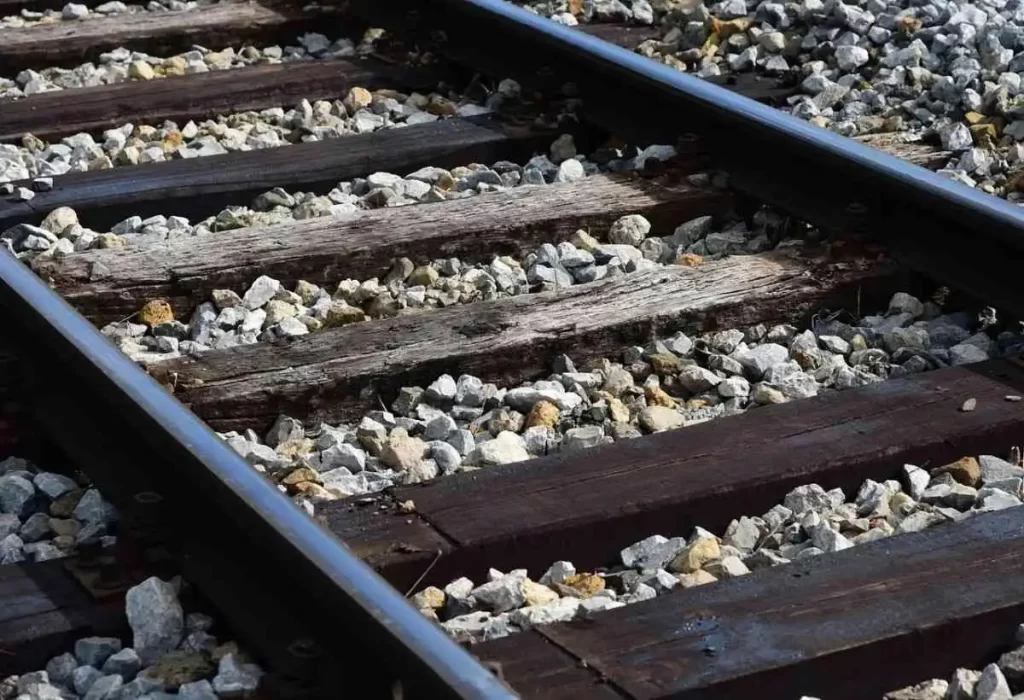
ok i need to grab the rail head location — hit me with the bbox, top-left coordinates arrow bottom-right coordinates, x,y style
0,248 -> 516,700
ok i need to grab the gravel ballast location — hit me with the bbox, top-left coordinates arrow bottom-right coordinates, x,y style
0,31 -> 376,101
0,83 -> 490,186
416,451 -> 1023,644
518,0 -> 1024,200
0,455 -> 117,565
0,575 -> 263,699
1,0 -> 197,29
96,168 -> 773,363
881,637 -> 1024,698
208,289 -> 1021,516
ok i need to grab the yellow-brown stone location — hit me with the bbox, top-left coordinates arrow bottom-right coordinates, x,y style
554,573 -> 605,598
141,650 -> 214,689
411,586 -> 445,610
607,397 -> 631,423
676,253 -> 704,267
648,353 -> 683,375
323,302 -> 365,327
678,570 -> 718,588
644,385 -> 677,408
897,15 -> 921,32
343,86 -> 373,113
668,536 -> 720,573
526,400 -> 560,429
522,579 -> 559,606
139,299 -> 174,326
934,456 -> 981,487
281,466 -> 320,486
96,233 -> 125,249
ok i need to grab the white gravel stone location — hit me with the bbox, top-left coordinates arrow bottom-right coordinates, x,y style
607,214 -> 651,246
212,653 -> 263,696
125,576 -> 184,664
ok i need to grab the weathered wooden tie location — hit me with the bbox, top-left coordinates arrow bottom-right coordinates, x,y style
38,173 -> 727,323
3,117 -> 552,230
0,58 -> 441,142
474,505 -> 1024,699
140,251 -> 895,432
321,357 -> 1024,592
0,0 -> 335,72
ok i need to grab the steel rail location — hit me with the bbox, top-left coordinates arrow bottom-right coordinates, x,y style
351,0 -> 1024,313
0,248 -> 515,700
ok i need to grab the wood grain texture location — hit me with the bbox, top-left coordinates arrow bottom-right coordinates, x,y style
321,357 -> 1024,592
146,251 -> 893,434
476,506 -> 1024,700
40,174 -> 728,324
0,1 -> 332,72
4,117 -> 546,231
0,560 -> 124,677
0,59 -> 439,142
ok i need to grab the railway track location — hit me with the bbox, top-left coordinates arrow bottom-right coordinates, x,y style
2,0 -> 1024,698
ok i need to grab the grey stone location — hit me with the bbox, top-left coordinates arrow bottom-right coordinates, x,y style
901,462 -> 933,499
428,441 -> 463,474
45,652 -> 77,688
471,572 -> 526,613
212,654 -> 262,696
921,482 -> 977,510
509,597 -> 581,629
783,483 -> 832,514
562,426 -> 606,451
73,489 -> 117,526
264,414 -> 303,447
441,611 -> 511,644
677,365 -> 721,392
894,510 -> 946,534
84,674 -> 122,700
455,375 -> 485,407
884,679 -> 949,700
0,474 -> 36,517
109,676 -> 164,700
125,577 -> 184,664
949,343 -> 990,365
940,122 -> 974,152
0,533 -> 24,564
319,443 -> 366,472
978,489 -> 1023,511
0,513 -> 20,538
539,561 -> 576,586
734,343 -> 789,379
976,664 -> 1012,700
33,472 -> 77,500
998,646 -> 1024,687
888,293 -> 924,318
101,648 -> 141,679
241,275 -> 280,310
607,214 -> 651,246
178,680 -> 218,700
808,522 -> 854,553
979,455 -> 1024,484
425,374 -> 457,405
73,666 -> 103,696
430,423 -> 469,453
17,512 -> 49,542
470,431 -> 529,466
835,45 -> 869,70
722,517 -> 761,552
704,555 -> 751,578
620,534 -> 687,570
